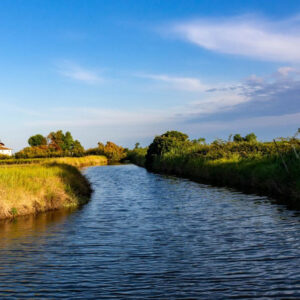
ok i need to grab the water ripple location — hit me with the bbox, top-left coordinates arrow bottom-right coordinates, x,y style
0,164 -> 299,299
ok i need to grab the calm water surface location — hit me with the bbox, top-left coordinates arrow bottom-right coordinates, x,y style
0,164 -> 299,299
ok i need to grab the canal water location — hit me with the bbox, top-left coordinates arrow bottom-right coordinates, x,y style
0,164 -> 299,298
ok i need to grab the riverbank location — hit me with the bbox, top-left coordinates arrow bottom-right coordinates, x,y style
129,152 -> 300,208
0,156 -> 108,219
1,164 -> 299,298
128,131 -> 300,208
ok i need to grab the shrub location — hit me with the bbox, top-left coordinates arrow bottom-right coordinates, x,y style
145,131 -> 191,169
85,141 -> 126,162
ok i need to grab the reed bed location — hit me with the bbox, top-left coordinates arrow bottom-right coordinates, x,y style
150,151 -> 300,206
0,156 -> 108,219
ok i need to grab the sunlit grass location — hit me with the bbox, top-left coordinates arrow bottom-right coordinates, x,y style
0,156 -> 108,219
128,143 -> 300,204
0,155 -> 108,167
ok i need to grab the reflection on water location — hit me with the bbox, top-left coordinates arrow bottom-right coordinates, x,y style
0,208 -> 76,248
0,164 -> 299,299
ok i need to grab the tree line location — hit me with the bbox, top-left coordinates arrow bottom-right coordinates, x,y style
127,129 -> 300,170
15,130 -> 126,161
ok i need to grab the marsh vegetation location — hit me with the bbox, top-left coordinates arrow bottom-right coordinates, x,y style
128,130 -> 300,206
0,156 -> 108,219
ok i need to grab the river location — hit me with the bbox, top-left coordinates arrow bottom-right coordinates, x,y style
0,164 -> 299,299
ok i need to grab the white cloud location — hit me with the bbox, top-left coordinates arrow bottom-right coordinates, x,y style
171,16 -> 300,62
57,61 -> 103,84
187,90 -> 248,115
139,73 -> 208,91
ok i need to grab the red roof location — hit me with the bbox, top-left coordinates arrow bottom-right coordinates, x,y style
0,146 -> 12,150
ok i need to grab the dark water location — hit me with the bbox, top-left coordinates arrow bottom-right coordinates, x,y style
0,165 -> 299,299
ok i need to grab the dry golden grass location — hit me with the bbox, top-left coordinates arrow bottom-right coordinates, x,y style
49,155 -> 108,167
0,156 -> 108,219
0,155 -> 108,167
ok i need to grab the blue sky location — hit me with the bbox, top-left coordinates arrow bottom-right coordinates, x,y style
1,0 -> 300,150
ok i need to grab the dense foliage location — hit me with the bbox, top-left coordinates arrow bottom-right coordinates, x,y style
86,141 -> 126,162
15,130 -> 85,158
143,130 -> 299,167
233,133 -> 257,143
126,147 -> 147,166
28,134 -> 47,147
145,131 -> 190,168
11,130 -> 127,161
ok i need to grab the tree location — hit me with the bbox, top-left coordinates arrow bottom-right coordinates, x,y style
63,131 -> 74,151
244,133 -> 257,143
161,130 -> 189,141
233,133 -> 257,143
134,142 -> 140,149
145,130 -> 189,169
47,130 -> 81,153
28,134 -> 47,147
192,137 -> 206,144
47,130 -> 65,151
73,140 -> 84,156
99,141 -> 126,161
233,134 -> 243,143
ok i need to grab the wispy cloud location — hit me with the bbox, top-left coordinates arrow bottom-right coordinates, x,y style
139,73 -> 208,91
181,112 -> 300,138
57,61 -> 103,84
182,66 -> 300,125
36,66 -> 300,128
187,90 -> 248,115
170,15 -> 300,62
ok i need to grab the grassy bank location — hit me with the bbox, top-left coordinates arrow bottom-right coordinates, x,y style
128,131 -> 300,207
0,156 -> 108,220
150,152 -> 300,207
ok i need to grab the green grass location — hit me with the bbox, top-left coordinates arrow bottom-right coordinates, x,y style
153,152 -> 300,205
126,148 -> 147,167
128,142 -> 300,206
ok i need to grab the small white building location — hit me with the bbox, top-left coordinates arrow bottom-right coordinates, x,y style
0,141 -> 12,156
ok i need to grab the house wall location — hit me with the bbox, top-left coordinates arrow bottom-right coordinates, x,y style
0,149 -> 12,156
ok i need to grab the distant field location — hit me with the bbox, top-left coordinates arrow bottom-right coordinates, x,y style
0,155 -> 108,168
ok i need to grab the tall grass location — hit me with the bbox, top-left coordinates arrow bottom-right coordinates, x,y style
128,139 -> 300,206
152,151 -> 300,204
0,155 -> 108,219
0,164 -> 91,219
